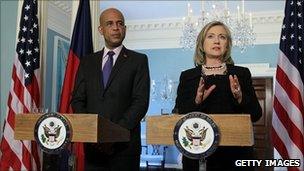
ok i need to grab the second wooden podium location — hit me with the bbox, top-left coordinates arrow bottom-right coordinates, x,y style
146,114 -> 253,146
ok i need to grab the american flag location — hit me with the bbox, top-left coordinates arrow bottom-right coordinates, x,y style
271,0 -> 304,171
0,0 -> 41,170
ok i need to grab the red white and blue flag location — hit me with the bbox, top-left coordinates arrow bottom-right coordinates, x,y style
271,0 -> 304,171
58,0 -> 93,170
0,0 -> 41,170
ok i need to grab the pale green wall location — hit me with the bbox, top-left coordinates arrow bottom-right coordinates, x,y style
0,1 -> 18,135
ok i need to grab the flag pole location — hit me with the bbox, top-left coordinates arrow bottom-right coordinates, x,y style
38,0 -> 47,110
38,0 -> 48,167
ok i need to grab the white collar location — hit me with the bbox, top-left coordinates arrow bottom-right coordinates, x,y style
103,45 -> 123,58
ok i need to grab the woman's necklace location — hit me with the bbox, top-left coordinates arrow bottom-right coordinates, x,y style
202,63 -> 226,71
201,63 -> 227,75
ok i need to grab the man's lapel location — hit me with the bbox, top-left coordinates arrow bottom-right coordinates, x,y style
97,49 -> 105,94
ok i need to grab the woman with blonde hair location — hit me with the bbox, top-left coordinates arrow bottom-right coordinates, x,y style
173,21 -> 262,171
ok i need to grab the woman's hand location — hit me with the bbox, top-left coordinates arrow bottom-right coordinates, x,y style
195,77 -> 216,105
229,75 -> 242,103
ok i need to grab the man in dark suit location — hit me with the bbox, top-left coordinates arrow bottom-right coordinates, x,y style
71,8 -> 150,171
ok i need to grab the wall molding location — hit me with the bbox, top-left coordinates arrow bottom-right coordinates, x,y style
126,11 -> 283,31
47,1 -> 71,38
120,10 -> 284,50
49,1 -> 72,15
46,2 -> 283,51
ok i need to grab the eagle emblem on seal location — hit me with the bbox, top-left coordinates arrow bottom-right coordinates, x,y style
183,123 -> 208,148
41,121 -> 62,145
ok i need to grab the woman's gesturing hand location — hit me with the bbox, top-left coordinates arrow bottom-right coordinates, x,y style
195,77 -> 216,105
229,75 -> 242,103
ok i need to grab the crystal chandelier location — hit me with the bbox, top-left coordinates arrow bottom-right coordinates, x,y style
180,4 -> 198,50
180,1 -> 256,53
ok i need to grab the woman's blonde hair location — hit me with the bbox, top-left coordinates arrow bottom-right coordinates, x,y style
193,21 -> 234,66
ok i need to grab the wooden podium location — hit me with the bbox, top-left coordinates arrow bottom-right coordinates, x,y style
146,114 -> 253,146
14,113 -> 130,170
14,113 -> 130,143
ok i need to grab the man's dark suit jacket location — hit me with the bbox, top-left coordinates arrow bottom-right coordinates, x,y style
71,46 -> 150,156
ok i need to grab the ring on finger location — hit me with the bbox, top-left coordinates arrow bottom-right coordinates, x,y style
234,87 -> 240,93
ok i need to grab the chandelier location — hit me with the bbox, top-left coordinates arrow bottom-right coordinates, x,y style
180,1 -> 256,53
